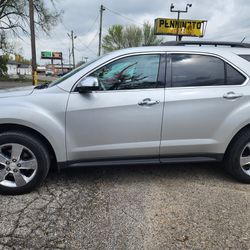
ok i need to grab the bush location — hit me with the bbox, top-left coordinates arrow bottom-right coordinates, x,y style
0,55 -> 8,76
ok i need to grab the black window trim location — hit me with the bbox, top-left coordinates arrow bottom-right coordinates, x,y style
167,52 -> 248,89
224,61 -> 227,85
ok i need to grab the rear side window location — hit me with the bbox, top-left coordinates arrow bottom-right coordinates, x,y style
171,54 -> 246,87
239,54 -> 250,62
226,64 -> 246,85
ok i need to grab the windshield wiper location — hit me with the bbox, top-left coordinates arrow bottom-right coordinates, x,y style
34,83 -> 49,89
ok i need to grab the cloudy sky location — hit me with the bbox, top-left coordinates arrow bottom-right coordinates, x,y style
15,0 -> 250,65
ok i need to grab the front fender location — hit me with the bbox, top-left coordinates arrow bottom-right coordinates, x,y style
0,89 -> 68,162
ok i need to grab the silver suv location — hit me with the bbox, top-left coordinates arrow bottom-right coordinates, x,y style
1,41 -> 250,194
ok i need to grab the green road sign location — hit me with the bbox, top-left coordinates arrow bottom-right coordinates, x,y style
41,51 -> 52,59
41,51 -> 62,59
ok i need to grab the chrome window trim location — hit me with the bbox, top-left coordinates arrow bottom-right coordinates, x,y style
166,51 -> 249,89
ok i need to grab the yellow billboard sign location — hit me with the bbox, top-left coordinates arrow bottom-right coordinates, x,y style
154,18 -> 207,37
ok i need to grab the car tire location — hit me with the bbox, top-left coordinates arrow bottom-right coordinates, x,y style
224,129 -> 250,183
0,131 -> 50,195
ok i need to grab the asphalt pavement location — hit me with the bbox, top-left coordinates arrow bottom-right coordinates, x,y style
0,81 -> 32,89
0,81 -> 249,249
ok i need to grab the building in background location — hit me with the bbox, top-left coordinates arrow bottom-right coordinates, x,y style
6,60 -> 32,76
37,66 -> 46,74
46,64 -> 73,76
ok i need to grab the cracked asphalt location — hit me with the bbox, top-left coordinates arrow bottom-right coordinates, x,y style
0,164 -> 250,250
0,82 -> 250,249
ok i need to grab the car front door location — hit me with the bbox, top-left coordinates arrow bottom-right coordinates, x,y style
66,53 -> 166,164
160,53 -> 248,161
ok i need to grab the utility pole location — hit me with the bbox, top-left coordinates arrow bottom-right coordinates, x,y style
98,4 -> 105,56
29,0 -> 37,85
170,3 -> 192,41
61,54 -> 63,73
68,31 -> 77,68
68,48 -> 71,66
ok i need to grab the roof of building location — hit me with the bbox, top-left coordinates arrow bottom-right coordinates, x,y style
7,60 -> 31,68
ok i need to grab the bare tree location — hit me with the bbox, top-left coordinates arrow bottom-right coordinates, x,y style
0,0 -> 62,49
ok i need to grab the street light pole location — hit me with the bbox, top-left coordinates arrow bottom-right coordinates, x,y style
176,10 -> 180,41
98,4 -> 105,56
29,0 -> 37,85
170,3 -> 192,41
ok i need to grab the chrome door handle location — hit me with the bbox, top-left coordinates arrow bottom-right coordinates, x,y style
138,98 -> 160,106
223,92 -> 243,100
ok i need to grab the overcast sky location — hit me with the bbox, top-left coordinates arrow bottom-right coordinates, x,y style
14,0 -> 250,65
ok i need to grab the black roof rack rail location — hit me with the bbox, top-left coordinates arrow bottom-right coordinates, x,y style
161,41 -> 250,48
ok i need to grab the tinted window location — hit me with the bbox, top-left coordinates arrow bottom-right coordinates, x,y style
171,54 -> 225,87
226,64 -> 246,85
171,54 -> 245,87
239,54 -> 250,62
90,55 -> 161,90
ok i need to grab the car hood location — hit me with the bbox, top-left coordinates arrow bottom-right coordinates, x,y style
0,86 -> 35,98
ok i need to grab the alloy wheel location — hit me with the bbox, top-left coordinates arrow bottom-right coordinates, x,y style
0,143 -> 38,188
240,143 -> 250,176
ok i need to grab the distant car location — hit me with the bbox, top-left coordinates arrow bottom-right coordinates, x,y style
57,71 -> 67,77
45,69 -> 53,76
1,41 -> 250,194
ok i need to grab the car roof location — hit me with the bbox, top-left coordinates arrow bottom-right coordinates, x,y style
108,46 -> 250,55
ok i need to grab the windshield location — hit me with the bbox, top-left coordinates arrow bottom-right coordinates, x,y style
49,56 -> 101,87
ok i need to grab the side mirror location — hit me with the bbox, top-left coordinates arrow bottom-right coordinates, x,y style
76,76 -> 99,93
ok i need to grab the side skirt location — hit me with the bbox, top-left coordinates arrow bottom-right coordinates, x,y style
58,154 -> 224,169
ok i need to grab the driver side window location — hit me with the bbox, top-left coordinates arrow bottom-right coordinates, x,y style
90,54 -> 161,90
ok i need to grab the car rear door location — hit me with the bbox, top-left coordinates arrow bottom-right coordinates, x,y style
160,53 -> 248,161
66,53 -> 166,164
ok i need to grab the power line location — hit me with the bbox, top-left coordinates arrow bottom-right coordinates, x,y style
75,20 -> 101,56
62,13 -> 100,35
61,21 -> 70,32
13,33 -> 31,46
62,13 -> 100,58
86,31 -> 99,48
74,46 -> 94,56
210,27 -> 250,40
86,13 -> 100,35
105,6 -> 144,26
75,31 -> 98,55
76,37 -> 97,55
